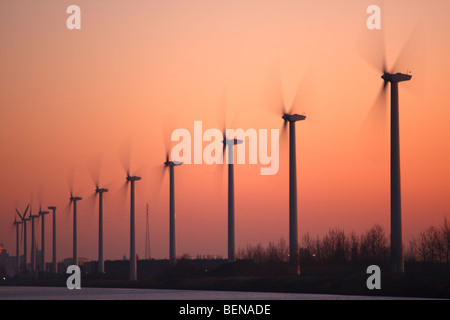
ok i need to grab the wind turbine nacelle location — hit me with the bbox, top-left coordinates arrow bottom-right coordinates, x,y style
96,187 -> 109,193
126,176 -> 142,182
70,196 -> 82,201
222,138 -> 244,145
48,206 -> 56,211
164,160 -> 183,167
282,114 -> 307,122
39,211 -> 49,215
381,73 -> 412,83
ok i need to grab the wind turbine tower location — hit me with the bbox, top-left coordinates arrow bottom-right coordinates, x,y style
13,218 -> 22,275
223,137 -> 243,263
30,212 -> 39,272
261,63 -> 312,275
16,205 -> 30,273
70,194 -> 82,266
281,114 -> 306,274
381,72 -> 411,273
126,174 -> 141,281
48,206 -> 57,273
145,202 -> 151,260
164,159 -> 182,266
39,208 -> 49,272
95,187 -> 108,273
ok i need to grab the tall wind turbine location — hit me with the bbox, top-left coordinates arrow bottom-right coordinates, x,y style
261,64 -> 312,275
67,168 -> 83,266
48,206 -> 57,273
159,122 -> 183,266
359,26 -> 422,273
95,186 -> 108,273
126,174 -> 141,280
39,208 -> 49,272
87,154 -> 109,274
118,139 -> 142,281
222,133 -> 243,263
13,217 -> 22,275
283,113 -> 305,275
30,210 -> 39,273
164,154 -> 182,266
69,193 -> 82,266
217,88 -> 243,263
16,204 -> 30,273
145,203 -> 151,260
383,72 -> 410,274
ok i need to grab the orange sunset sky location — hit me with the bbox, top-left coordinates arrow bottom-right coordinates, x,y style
0,0 -> 449,262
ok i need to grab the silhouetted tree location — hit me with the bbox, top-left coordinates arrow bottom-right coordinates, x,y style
359,224 -> 389,264
320,228 -> 350,263
443,217 -> 450,269
349,231 -> 360,262
407,217 -> 450,270
237,238 -> 288,264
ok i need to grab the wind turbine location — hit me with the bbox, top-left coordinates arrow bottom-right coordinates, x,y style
95,186 -> 108,273
39,208 -> 49,272
30,209 -> 39,273
261,63 -> 312,275
87,154 -> 109,274
283,112 -> 305,275
67,168 -> 83,266
126,174 -> 141,280
69,192 -> 82,266
222,132 -> 242,263
118,139 -> 142,281
359,26 -> 423,273
16,204 -> 30,273
13,217 -> 22,275
47,206 -> 57,273
216,88 -> 243,263
164,154 -> 182,266
145,203 -> 151,260
157,121 -> 184,266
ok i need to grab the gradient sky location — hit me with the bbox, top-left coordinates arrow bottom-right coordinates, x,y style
1,0 -> 449,262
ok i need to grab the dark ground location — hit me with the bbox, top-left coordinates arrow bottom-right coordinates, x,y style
2,259 -> 450,299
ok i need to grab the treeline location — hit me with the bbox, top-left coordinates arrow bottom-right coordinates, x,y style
236,218 -> 450,274
407,217 -> 450,267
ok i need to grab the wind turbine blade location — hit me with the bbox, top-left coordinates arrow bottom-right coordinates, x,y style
392,23 -> 425,74
217,86 -> 228,130
358,83 -> 388,160
289,66 -> 316,116
37,185 -> 45,211
281,120 -> 288,140
112,180 -> 130,214
118,136 -> 133,176
220,128 -> 227,163
216,86 -> 229,157
153,165 -> 167,198
16,209 -> 24,220
356,25 -> 387,74
115,181 -> 129,199
392,23 -> 426,98
87,153 -> 103,187
85,193 -> 97,225
23,204 -> 30,218
134,162 -> 149,178
162,112 -> 181,164
9,221 -> 15,238
67,167 -> 75,197
259,60 -> 286,115
64,200 -> 72,216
